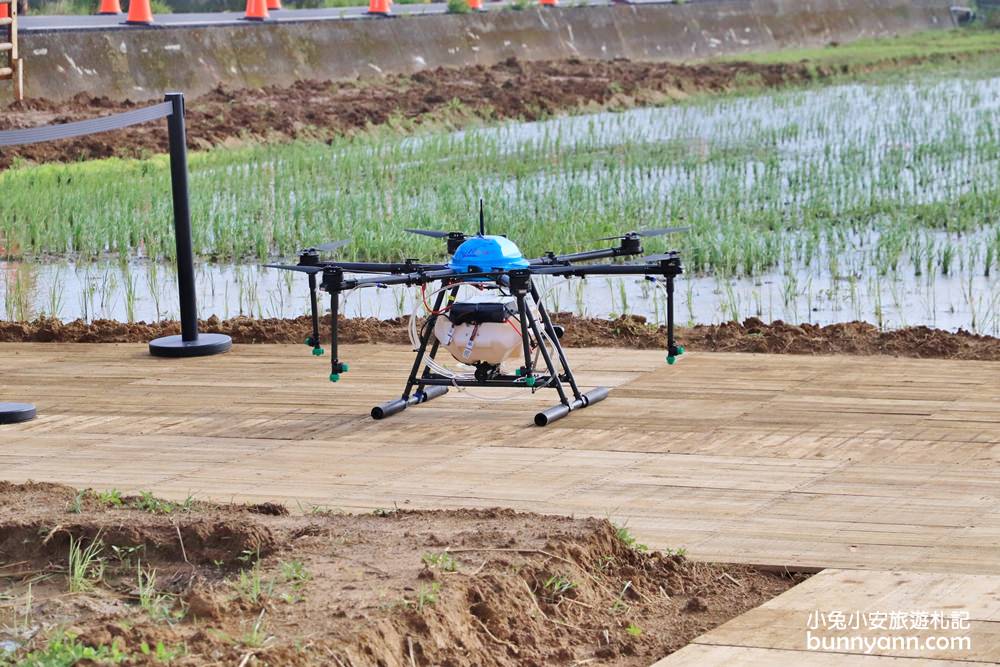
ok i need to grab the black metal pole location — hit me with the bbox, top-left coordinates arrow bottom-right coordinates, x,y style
167,92 -> 198,343
149,92 -> 231,358
0,403 -> 36,425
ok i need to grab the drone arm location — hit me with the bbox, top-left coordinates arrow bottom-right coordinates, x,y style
329,261 -> 449,273
307,273 -> 322,353
529,244 -> 644,266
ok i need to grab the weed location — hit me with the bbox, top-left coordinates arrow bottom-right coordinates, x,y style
421,552 -> 457,572
279,560 -> 311,586
138,641 -> 185,662
626,623 -> 643,637
240,610 -> 271,649
614,525 -> 648,553
67,490 -> 87,514
542,575 -> 577,598
67,534 -> 104,593
10,633 -> 127,666
136,562 -> 175,621
97,489 -> 124,507
410,583 -> 441,611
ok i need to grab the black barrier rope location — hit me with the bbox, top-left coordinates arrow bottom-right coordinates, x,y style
0,101 -> 172,147
0,93 -> 231,426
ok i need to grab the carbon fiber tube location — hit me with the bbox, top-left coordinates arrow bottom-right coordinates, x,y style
535,404 -> 570,426
582,387 -> 609,405
413,385 -> 449,403
371,399 -> 407,420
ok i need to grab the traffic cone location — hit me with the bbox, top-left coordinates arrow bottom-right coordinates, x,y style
367,0 -> 390,16
468,0 -> 484,10
244,0 -> 269,20
266,0 -> 281,10
125,0 -> 154,24
98,0 -> 123,14
0,3 -> 8,18
539,0 -> 557,6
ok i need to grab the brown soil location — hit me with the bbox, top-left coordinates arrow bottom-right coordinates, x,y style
0,56 -> 890,170
0,482 -> 805,665
3,315 -> 1000,361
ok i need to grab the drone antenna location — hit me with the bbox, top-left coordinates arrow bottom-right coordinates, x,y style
479,198 -> 485,236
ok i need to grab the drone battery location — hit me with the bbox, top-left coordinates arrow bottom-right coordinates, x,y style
447,302 -> 516,326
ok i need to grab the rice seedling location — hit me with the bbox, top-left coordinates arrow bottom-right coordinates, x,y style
2,64 -> 1000,333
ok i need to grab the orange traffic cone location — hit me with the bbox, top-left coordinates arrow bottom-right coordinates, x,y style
540,0 -> 557,6
266,0 -> 281,10
0,2 -> 8,18
98,0 -> 123,14
244,0 -> 269,20
468,0 -> 483,10
125,0 -> 154,24
367,0 -> 390,16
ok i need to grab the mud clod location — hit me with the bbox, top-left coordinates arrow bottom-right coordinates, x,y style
3,315 -> 1000,361
0,57 -> 870,171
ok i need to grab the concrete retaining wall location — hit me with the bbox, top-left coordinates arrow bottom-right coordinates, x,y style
18,0 -> 954,102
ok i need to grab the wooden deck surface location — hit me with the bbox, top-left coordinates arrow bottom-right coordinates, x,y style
3,343 -> 999,664
3,343 -> 1000,571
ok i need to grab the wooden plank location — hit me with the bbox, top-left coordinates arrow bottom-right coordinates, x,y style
4,344 -> 1000,576
656,569 -> 1000,665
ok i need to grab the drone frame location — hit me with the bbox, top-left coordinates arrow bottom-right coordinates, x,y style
271,235 -> 683,426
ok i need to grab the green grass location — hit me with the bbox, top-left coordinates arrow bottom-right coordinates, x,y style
723,28 -> 1000,67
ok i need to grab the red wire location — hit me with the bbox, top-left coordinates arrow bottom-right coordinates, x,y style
421,284 -> 453,315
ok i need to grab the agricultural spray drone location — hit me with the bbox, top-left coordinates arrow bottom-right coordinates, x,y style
267,204 -> 685,426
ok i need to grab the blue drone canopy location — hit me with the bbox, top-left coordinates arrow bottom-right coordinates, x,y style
448,235 -> 530,275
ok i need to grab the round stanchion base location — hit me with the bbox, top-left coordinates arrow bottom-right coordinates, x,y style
149,333 -> 232,358
0,403 -> 36,425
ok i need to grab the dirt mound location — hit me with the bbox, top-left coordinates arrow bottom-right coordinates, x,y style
0,57 -> 829,170
3,314 -> 1000,361
0,483 -> 804,665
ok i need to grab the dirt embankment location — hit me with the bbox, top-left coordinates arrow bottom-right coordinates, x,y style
0,56 -> 869,170
2,315 -> 1000,361
0,482 -> 803,666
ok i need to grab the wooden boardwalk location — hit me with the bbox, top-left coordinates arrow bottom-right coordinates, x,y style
3,343 -> 999,663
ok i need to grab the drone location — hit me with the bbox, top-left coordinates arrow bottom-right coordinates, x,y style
266,203 -> 685,426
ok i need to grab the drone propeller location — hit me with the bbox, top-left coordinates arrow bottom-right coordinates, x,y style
308,239 -> 350,253
597,226 -> 690,242
404,229 -> 457,239
641,253 -> 679,263
264,264 -> 323,275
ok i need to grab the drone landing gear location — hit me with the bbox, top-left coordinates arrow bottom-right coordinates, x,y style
370,272 -> 609,426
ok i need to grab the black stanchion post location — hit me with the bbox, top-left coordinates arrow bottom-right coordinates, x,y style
149,92 -> 232,358
0,403 -> 36,425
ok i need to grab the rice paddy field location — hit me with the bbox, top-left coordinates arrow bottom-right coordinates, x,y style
3,49 -> 1000,332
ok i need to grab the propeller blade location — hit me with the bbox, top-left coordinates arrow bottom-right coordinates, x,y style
264,264 -> 323,275
597,226 -> 691,241
637,226 -> 691,238
404,228 -> 452,239
642,253 -> 676,263
313,239 -> 350,253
